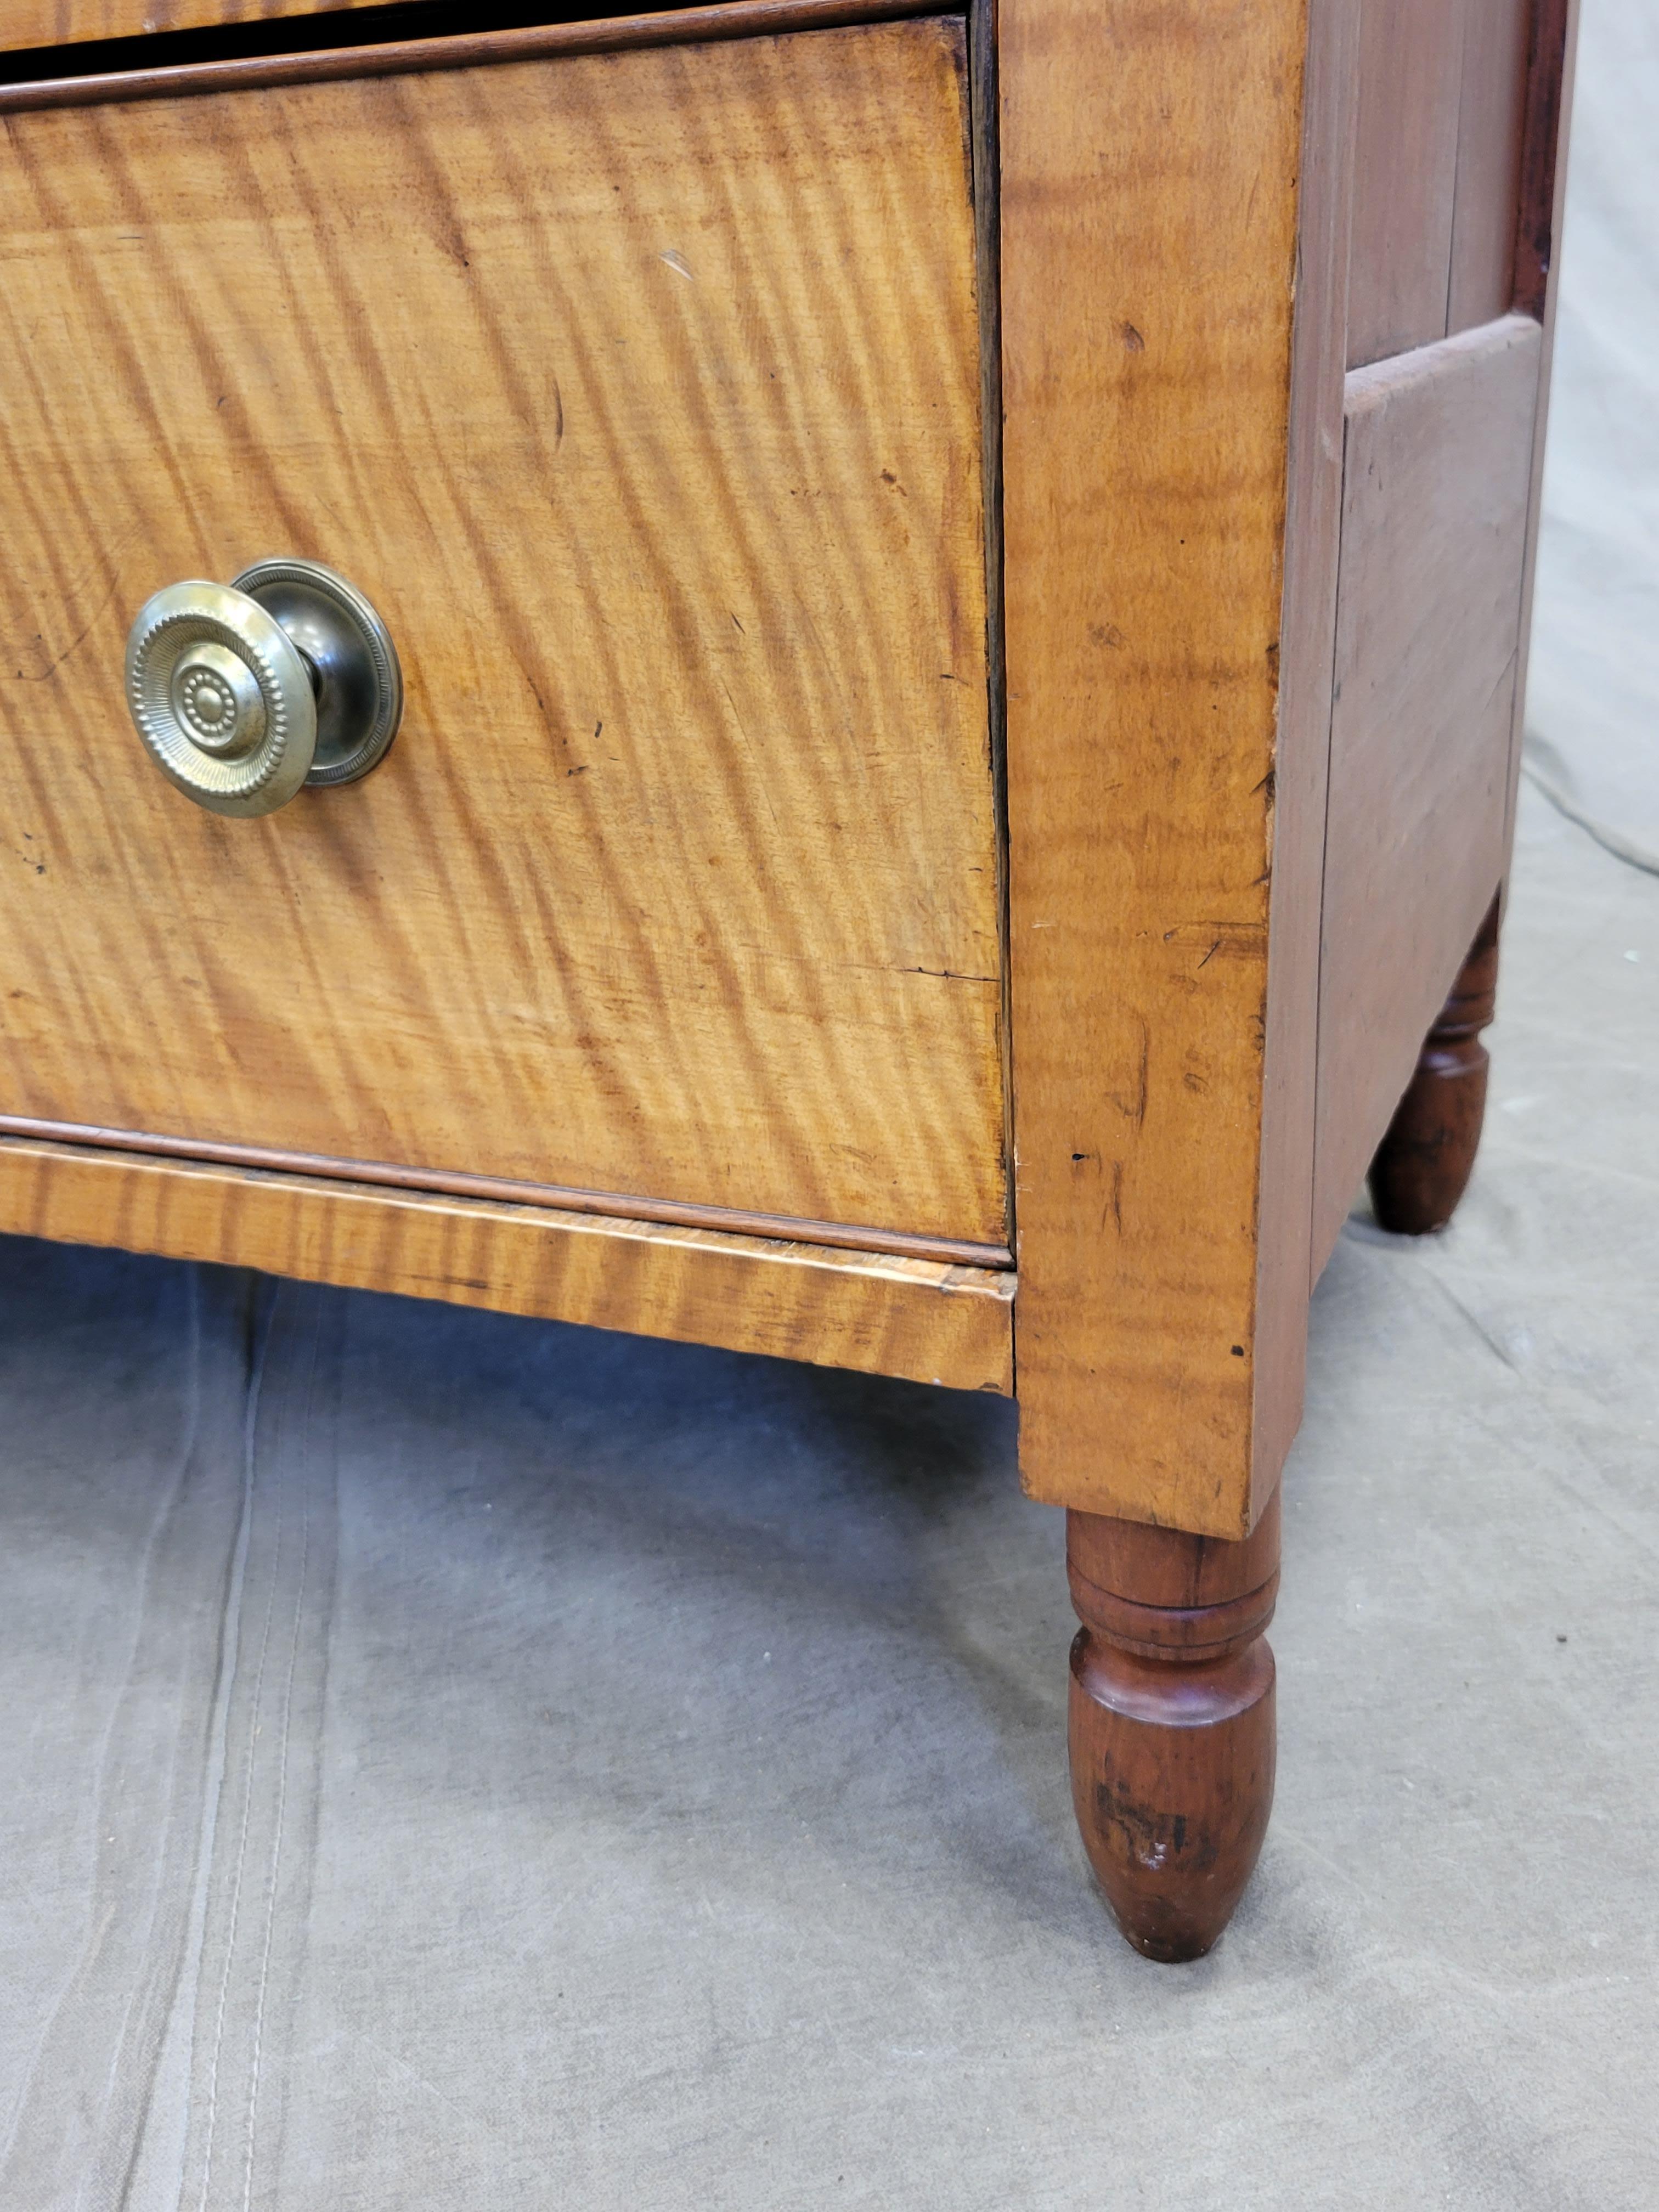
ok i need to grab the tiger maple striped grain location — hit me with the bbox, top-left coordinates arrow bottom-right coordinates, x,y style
0,0 -> 371,50
0,21 -> 1005,1246
1000,0 -> 1327,1535
0,1134 -> 1017,1391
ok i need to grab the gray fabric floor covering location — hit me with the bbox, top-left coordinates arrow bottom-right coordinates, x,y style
2,782 -> 1655,2210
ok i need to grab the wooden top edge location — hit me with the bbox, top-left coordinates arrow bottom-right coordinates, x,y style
0,1130 -> 1018,1296
0,1117 -> 1013,1271
0,0 -> 944,110
1342,312 -> 1543,412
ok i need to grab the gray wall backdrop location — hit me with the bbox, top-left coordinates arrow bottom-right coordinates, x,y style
1528,0 -> 1659,858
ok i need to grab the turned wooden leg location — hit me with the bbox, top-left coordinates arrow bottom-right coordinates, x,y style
1068,1491 -> 1279,1962
1368,894 -> 1501,1234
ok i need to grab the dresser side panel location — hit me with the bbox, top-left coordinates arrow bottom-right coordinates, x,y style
1312,315 -> 1541,1267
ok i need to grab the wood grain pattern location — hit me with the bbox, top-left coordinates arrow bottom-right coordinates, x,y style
1068,1492 -> 1279,1960
1000,0 -> 1323,1535
0,0 -> 370,55
967,0 -> 1012,1205
0,21 -> 1007,1249
1313,314 -> 1541,1268
1347,0 -> 1466,367
0,0 -> 947,108
1513,0 -> 1575,318
1448,0 -> 1530,331
1249,0 -> 1362,1523
0,1134 -> 1017,1391
0,1113 -> 1013,1266
1347,0 -> 1537,368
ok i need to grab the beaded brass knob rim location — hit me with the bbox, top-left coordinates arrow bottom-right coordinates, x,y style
123,560 -> 401,818
125,581 -> 314,818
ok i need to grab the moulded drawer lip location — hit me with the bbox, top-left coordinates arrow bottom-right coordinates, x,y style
0,1114 -> 1015,1269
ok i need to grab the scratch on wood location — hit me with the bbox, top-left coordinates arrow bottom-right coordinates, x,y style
1109,1017 -> 1150,1129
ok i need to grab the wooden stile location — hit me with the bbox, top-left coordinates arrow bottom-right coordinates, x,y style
1000,0 -> 1350,1535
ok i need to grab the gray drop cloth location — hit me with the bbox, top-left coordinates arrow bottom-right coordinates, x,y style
2,782 -> 1656,2209
1527,0 -> 1659,851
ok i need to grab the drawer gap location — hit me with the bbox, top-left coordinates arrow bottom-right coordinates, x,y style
0,0 -> 947,103
0,1118 -> 1015,1271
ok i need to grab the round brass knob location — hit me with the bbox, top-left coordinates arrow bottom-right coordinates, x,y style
125,558 -> 401,817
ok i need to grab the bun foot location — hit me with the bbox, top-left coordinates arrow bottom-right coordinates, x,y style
1067,1493 -> 1279,1962
1369,895 -> 1500,1234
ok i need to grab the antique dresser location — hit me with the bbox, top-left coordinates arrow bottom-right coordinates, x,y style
0,0 -> 1577,1960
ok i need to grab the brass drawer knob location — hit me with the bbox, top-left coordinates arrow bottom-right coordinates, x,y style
124,558 -> 402,817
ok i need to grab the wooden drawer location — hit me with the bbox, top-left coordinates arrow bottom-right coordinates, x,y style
0,16 -> 1005,1252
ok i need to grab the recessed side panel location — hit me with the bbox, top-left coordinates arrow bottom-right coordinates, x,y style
1312,314 -> 1542,1267
1346,0 -> 1533,368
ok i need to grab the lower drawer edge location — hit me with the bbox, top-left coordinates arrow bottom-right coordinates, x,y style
0,1136 -> 1015,1396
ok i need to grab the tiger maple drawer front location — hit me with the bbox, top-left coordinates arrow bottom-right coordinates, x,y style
0,1 -> 375,53
0,19 -> 1006,1249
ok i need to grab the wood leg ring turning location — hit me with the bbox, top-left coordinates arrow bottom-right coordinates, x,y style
1368,894 -> 1501,1234
1068,1491 -> 1280,1962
